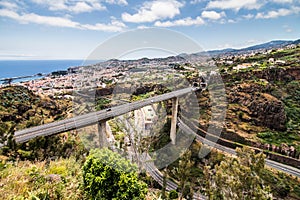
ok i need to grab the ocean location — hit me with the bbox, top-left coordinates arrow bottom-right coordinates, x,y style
0,60 -> 84,79
0,60 -> 106,84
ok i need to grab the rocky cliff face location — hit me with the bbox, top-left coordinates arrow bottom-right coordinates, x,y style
223,67 -> 300,84
228,83 -> 286,131
193,50 -> 300,157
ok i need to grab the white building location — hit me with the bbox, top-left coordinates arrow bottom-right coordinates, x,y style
141,105 -> 157,130
134,105 -> 158,137
233,63 -> 252,71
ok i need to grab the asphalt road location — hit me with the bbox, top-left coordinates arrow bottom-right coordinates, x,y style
1,86 -> 299,179
1,87 -> 193,147
177,118 -> 300,178
140,153 -> 207,200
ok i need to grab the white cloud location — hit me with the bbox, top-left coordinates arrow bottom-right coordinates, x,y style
256,7 -> 300,19
207,0 -> 263,11
122,0 -> 183,23
137,25 -> 150,29
71,2 -> 97,13
31,0 -> 106,13
0,9 -> 126,32
105,0 -> 128,5
270,0 -> 293,4
31,0 -> 128,12
0,9 -> 80,28
190,0 -> 207,4
243,14 -> 254,19
256,9 -> 290,18
81,18 -> 126,31
201,10 -> 225,20
154,16 -> 205,27
0,1 -> 19,10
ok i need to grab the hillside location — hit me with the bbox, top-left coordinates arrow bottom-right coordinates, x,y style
0,86 -> 85,161
198,45 -> 300,156
0,43 -> 299,200
0,86 -> 70,133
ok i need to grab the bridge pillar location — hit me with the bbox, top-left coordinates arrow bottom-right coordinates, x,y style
98,121 -> 109,148
170,97 -> 178,145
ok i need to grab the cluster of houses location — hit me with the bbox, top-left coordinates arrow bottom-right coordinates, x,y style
215,44 -> 297,72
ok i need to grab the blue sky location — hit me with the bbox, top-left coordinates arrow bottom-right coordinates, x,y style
0,0 -> 299,60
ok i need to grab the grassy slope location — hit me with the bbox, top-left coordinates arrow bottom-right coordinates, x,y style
0,156 -> 83,200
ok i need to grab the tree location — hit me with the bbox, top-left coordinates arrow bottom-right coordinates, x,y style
204,147 -> 272,200
82,148 -> 148,200
171,150 -> 195,200
0,122 -> 17,157
161,169 -> 167,199
169,190 -> 179,199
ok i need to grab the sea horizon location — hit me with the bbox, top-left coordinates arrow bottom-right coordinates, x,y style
0,60 -> 104,84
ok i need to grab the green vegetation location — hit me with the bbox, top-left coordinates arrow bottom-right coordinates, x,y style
131,91 -> 155,101
284,81 -> 300,131
212,46 -> 300,155
161,141 -> 300,200
0,86 -> 89,199
257,131 -> 300,151
204,147 -> 272,200
0,157 -> 83,200
260,168 -> 300,199
169,190 -> 179,199
174,150 -> 195,200
0,86 -> 87,161
0,45 -> 300,200
0,86 -> 70,131
256,80 -> 300,151
82,148 -> 148,200
95,98 -> 111,111
270,48 -> 300,62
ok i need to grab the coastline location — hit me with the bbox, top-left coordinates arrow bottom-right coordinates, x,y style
0,60 -> 84,80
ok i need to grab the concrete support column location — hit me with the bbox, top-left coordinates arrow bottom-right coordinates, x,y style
170,97 -> 178,145
98,121 -> 108,148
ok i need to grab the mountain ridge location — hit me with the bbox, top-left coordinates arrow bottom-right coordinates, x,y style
205,39 -> 300,56
70,39 -> 300,69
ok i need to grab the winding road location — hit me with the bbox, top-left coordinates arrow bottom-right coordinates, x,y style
177,118 -> 300,178
1,86 -> 299,180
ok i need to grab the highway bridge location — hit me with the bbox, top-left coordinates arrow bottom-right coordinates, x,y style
3,87 -> 192,146
1,86 -> 300,179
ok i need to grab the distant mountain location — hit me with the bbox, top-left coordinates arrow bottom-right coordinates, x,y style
242,40 -> 293,51
84,39 -> 300,66
204,39 -> 300,57
205,48 -> 237,56
292,39 -> 300,45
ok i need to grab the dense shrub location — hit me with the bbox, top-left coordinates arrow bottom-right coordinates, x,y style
82,148 -> 148,200
169,190 -> 179,199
